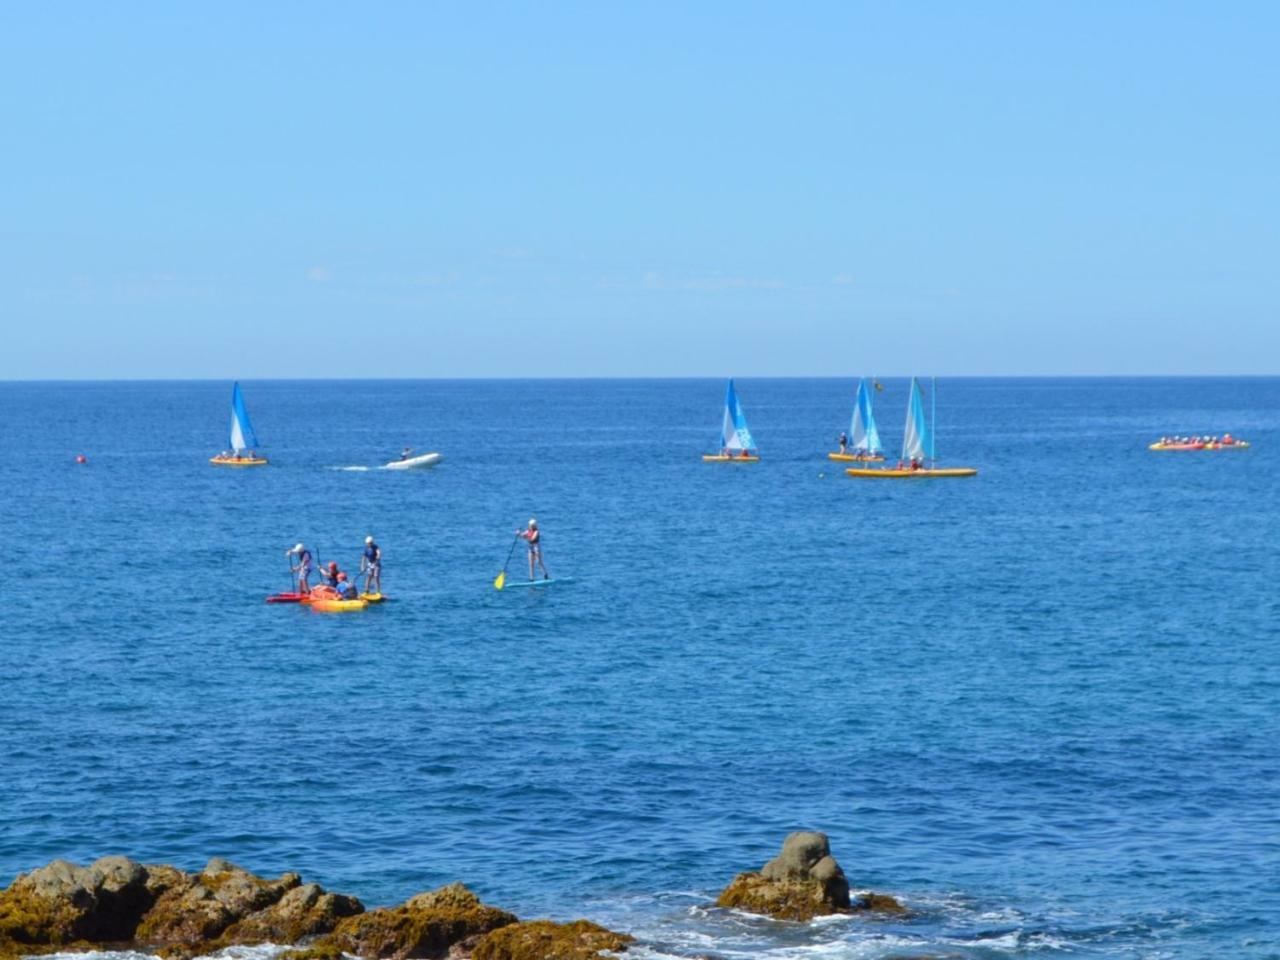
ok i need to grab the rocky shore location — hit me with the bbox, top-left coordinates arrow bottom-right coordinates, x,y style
0,833 -> 902,959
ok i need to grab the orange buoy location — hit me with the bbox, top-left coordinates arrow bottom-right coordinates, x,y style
75,455 -> 87,464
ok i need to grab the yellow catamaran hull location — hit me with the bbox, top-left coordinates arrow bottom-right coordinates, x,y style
845,467 -> 977,478
827,452 -> 885,462
210,456 -> 269,467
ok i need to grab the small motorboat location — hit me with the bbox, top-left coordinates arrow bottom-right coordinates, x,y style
383,451 -> 443,470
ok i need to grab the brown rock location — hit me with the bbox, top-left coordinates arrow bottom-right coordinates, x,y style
302,882 -> 516,960
471,920 -> 632,960
221,882 -> 365,944
715,833 -> 904,921
135,859 -> 301,946
0,856 -> 154,947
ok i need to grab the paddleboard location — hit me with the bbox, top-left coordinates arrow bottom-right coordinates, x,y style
266,593 -> 310,604
360,593 -> 387,603
501,578 -> 574,588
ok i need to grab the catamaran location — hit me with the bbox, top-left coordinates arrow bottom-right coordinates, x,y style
210,382 -> 268,466
845,377 -> 976,478
703,379 -> 759,462
829,378 -> 885,462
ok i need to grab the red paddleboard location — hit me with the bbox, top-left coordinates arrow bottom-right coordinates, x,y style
266,593 -> 310,604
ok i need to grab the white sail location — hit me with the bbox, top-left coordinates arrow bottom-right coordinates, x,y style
901,377 -> 931,461
850,378 -> 882,454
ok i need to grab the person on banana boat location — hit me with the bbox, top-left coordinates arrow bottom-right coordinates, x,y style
320,560 -> 342,587
399,447 -> 413,461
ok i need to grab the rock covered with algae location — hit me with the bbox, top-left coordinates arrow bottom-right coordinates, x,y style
289,882 -> 517,960
0,857 -> 362,959
471,919 -> 633,960
715,831 -> 906,921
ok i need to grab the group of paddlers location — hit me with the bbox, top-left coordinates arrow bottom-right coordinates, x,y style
286,537 -> 381,598
1158,434 -> 1240,447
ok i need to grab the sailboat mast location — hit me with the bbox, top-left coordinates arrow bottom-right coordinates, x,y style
931,376 -> 937,462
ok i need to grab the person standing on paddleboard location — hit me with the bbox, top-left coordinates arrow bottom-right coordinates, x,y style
517,518 -> 549,581
361,535 -> 382,595
287,543 -> 313,593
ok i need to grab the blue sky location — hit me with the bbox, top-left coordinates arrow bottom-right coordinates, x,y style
2,2 -> 1276,378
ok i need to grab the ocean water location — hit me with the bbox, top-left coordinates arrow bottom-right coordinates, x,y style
2,377 -> 1278,960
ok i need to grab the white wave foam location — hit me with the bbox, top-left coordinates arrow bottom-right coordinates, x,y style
328,466 -> 371,471
35,948 -> 291,960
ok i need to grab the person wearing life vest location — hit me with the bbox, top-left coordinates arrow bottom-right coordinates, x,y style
517,517 -> 549,581
320,561 -> 341,587
287,543 -> 313,593
361,535 -> 382,595
335,571 -> 358,599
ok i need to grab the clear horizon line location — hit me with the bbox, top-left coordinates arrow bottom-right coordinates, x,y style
2,373 -> 1280,384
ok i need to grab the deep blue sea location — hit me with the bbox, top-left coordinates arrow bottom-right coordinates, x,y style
2,378 -> 1278,960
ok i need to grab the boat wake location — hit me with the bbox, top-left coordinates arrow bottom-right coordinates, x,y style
328,465 -> 371,472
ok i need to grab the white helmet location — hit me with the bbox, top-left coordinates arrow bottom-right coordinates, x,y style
293,543 -> 304,553
365,536 -> 374,544
528,517 -> 538,527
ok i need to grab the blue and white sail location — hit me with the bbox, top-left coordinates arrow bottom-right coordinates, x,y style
720,379 -> 757,452
901,377 -> 931,462
228,382 -> 260,453
850,378 -> 882,455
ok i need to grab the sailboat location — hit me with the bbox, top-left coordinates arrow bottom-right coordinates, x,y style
845,377 -> 976,478
703,379 -> 759,462
828,378 -> 885,462
210,382 -> 269,466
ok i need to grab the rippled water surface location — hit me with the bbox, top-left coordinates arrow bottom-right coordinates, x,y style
3,378 -> 1278,959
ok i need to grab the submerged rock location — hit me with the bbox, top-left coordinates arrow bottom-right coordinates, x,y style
716,832 -> 904,921
299,882 -> 516,960
471,919 -> 633,960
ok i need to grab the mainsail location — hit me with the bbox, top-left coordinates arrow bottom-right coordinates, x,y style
850,378 -> 882,455
901,377 -> 931,462
229,382 -> 260,453
720,379 -> 756,452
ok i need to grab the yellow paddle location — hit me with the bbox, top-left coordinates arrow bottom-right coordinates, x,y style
494,533 -> 520,590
